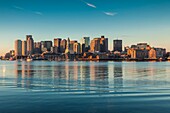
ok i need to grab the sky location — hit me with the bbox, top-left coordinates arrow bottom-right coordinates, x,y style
0,0 -> 170,55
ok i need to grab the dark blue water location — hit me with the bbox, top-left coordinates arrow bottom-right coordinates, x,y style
1,61 -> 170,113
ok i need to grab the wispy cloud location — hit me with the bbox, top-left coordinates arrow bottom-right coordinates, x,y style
81,0 -> 96,8
103,12 -> 117,16
34,11 -> 43,16
86,2 -> 97,8
13,5 -> 24,10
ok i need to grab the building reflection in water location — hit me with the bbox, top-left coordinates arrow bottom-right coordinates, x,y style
13,61 -> 122,93
90,62 -> 109,93
80,63 -> 91,93
113,63 -> 123,92
15,61 -> 34,89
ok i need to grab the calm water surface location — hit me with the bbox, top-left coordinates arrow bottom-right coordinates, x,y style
0,61 -> 170,113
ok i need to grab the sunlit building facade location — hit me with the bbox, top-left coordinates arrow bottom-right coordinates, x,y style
15,40 -> 22,56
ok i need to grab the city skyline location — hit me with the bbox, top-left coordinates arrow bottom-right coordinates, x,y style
1,0 -> 170,55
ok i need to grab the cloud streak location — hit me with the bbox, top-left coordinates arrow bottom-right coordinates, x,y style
86,2 -> 96,8
13,5 -> 24,10
34,11 -> 43,15
103,12 -> 117,16
81,0 -> 117,17
81,0 -> 96,8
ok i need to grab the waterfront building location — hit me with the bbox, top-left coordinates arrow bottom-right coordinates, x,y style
22,41 -> 27,56
81,44 -> 86,54
100,36 -> 108,52
65,38 -> 70,54
149,48 -> 156,59
41,41 -> 53,52
124,46 -> 130,52
113,39 -> 122,52
34,42 -> 41,54
137,43 -> 151,50
10,50 -> 15,57
70,40 -> 77,51
155,48 -> 166,58
51,47 -> 59,54
128,48 -> 148,59
26,35 -> 34,55
15,40 -> 22,56
81,37 -> 90,48
80,37 -> 90,53
60,39 -> 67,53
90,38 -> 101,52
73,42 -> 81,54
90,36 -> 108,53
148,48 -> 166,59
54,38 -> 62,53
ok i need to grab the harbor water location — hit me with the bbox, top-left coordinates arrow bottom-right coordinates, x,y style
0,61 -> 170,113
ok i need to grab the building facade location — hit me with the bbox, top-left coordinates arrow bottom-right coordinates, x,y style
22,41 -> 27,56
90,38 -> 101,52
34,42 -> 42,54
60,39 -> 67,53
41,41 -> 52,52
54,38 -> 62,53
26,35 -> 34,55
100,36 -> 108,52
73,42 -> 81,54
113,39 -> 122,52
15,40 -> 22,56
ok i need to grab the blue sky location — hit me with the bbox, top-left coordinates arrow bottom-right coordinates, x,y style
0,0 -> 170,55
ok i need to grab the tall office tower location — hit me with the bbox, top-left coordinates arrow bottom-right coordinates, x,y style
80,37 -> 90,53
81,44 -> 85,54
81,37 -> 90,48
73,42 -> 81,54
113,39 -> 122,52
22,41 -> 27,56
34,42 -> 42,54
41,41 -> 53,52
70,40 -> 77,51
100,36 -> 108,52
54,38 -> 62,52
54,38 -> 62,47
90,38 -> 101,52
15,40 -> 22,56
60,39 -> 67,53
65,37 -> 70,53
26,35 -> 34,55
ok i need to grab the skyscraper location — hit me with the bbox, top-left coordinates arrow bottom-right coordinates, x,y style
80,37 -> 90,53
41,41 -> 53,52
90,38 -> 101,52
22,41 -> 27,56
65,38 -> 70,53
54,38 -> 62,53
100,36 -> 108,52
34,42 -> 41,54
54,38 -> 62,47
15,40 -> 22,56
73,42 -> 81,54
60,39 -> 67,53
70,40 -> 77,51
90,36 -> 108,53
26,35 -> 34,55
113,39 -> 122,52
81,37 -> 90,48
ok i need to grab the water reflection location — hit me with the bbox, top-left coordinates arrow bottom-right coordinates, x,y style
12,62 -> 121,93
15,62 -> 34,89
1,61 -> 170,94
113,63 -> 123,92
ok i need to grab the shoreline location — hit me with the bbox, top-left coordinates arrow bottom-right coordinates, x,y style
1,58 -> 170,62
